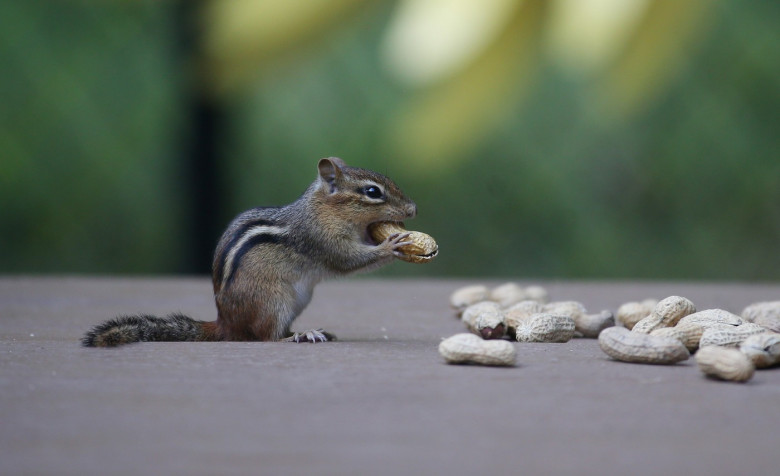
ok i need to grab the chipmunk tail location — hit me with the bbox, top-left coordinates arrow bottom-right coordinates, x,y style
82,313 -> 219,347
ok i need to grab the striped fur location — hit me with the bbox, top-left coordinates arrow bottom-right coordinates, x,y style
221,225 -> 288,287
82,313 -> 218,347
212,215 -> 280,292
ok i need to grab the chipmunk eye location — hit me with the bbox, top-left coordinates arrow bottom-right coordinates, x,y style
362,185 -> 384,200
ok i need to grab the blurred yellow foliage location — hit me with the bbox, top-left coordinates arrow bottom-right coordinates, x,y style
201,0 -> 714,169
202,0 -> 368,95
384,0 -> 544,169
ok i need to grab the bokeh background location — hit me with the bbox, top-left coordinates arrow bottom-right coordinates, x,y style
1,0 -> 778,280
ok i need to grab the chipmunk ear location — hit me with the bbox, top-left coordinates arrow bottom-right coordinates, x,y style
318,157 -> 345,193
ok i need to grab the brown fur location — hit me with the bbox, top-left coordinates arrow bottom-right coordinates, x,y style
83,158 -> 416,346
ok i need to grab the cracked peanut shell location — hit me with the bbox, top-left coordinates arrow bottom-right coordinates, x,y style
460,301 -> 506,339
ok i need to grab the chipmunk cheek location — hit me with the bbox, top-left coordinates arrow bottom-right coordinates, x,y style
363,224 -> 379,246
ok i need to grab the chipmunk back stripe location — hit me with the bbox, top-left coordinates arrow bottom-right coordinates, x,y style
213,217 -> 278,289
222,225 -> 288,287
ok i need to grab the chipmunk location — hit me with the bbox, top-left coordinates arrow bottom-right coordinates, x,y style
82,157 -> 418,346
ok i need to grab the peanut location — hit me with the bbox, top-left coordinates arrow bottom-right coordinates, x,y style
490,282 -> 528,307
598,327 -> 689,364
523,285 -> 549,304
650,322 -> 704,352
699,323 -> 766,348
615,299 -> 658,330
695,346 -> 754,382
572,310 -> 615,338
438,333 -> 516,366
368,221 -> 438,263
504,300 -> 545,336
449,285 -> 489,313
514,313 -> 575,343
461,301 -> 506,339
544,301 -> 587,321
632,296 -> 696,334
489,283 -> 548,307
677,309 -> 743,329
543,301 -> 613,338
741,301 -> 780,333
739,333 -> 780,369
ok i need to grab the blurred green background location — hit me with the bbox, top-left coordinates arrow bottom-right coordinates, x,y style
1,0 -> 778,280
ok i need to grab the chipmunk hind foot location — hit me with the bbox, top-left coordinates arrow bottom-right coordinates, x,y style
283,328 -> 336,343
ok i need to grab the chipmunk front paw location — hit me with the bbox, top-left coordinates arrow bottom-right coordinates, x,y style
382,232 -> 414,258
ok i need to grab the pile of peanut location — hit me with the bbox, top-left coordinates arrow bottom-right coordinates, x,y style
439,284 -> 780,382
605,297 -> 780,382
440,282 -> 613,367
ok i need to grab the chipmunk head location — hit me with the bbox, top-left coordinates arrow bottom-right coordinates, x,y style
315,157 -> 417,240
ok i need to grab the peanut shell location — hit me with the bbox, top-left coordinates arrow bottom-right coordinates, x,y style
615,299 -> 657,330
699,323 -> 766,348
632,296 -> 696,334
504,301 -> 545,332
650,322 -> 703,352
677,309 -> 743,329
741,301 -> 780,333
739,333 -> 780,368
449,285 -> 489,313
523,285 -> 549,304
598,327 -> 689,364
461,301 -> 506,339
368,222 -> 438,263
574,310 -> 615,338
490,282 -> 528,307
438,333 -> 516,366
695,346 -> 754,382
515,313 -> 575,343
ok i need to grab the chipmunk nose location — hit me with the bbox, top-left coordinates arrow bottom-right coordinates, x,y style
406,202 -> 417,218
